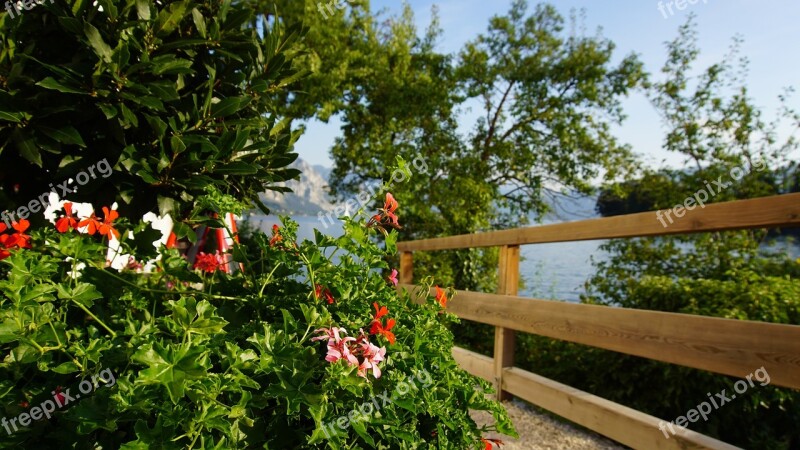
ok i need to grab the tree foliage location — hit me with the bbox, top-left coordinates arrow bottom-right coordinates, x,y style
572,18 -> 800,449
0,0 -> 303,229
322,1 -> 644,290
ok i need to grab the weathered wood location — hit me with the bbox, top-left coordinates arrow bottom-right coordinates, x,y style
399,251 -> 413,284
397,193 -> 800,252
494,245 -> 519,400
414,288 -> 800,390
502,367 -> 742,450
452,346 -> 493,382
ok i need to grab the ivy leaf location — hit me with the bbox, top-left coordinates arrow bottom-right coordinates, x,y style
169,297 -> 228,336
0,320 -> 21,344
56,283 -> 103,308
133,342 -> 211,404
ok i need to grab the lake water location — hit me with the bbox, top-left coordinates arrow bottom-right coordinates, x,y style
244,215 -> 799,303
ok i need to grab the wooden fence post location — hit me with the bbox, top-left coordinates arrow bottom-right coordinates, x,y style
494,245 -> 519,401
399,251 -> 413,285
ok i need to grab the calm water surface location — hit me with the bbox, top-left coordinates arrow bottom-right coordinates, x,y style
244,215 -> 799,303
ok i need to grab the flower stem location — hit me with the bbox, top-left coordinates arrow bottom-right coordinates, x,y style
71,299 -> 117,338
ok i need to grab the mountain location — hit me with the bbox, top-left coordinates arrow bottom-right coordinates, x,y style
259,159 -> 333,215
258,159 -> 600,222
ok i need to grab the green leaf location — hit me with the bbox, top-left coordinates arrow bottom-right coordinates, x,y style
119,103 -> 139,127
0,110 -> 23,123
84,23 -> 114,63
211,97 -> 250,118
36,77 -> 85,94
133,342 -> 211,404
57,283 -> 103,308
0,320 -> 20,344
12,129 -> 42,167
191,8 -> 207,38
135,0 -> 150,20
98,103 -> 118,119
40,126 -> 86,147
170,221 -> 195,243
155,0 -> 189,36
215,161 -> 258,175
52,361 -> 81,374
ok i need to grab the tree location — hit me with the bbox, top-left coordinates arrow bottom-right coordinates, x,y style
573,17 -> 800,449
327,1 -> 644,290
0,0 -> 303,234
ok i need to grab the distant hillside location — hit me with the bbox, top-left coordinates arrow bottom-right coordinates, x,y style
259,159 -> 332,215
259,161 -> 599,222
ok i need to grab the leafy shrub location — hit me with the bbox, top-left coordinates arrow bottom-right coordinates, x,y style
0,0 -> 301,224
0,192 -> 515,449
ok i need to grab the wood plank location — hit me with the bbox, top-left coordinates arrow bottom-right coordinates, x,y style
452,346 -> 493,382
399,251 -> 413,284
494,245 -> 519,400
407,287 -> 800,390
397,193 -> 800,251
502,367 -> 741,450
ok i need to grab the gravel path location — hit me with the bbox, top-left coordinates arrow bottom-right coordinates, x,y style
471,399 -> 626,450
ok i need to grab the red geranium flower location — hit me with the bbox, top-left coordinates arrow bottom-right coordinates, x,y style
383,193 -> 398,213
315,284 -> 335,304
2,219 -> 31,249
77,213 -> 101,235
368,192 -> 403,232
370,302 -> 396,345
194,251 -> 222,273
269,224 -> 282,247
98,206 -> 120,239
481,438 -> 504,449
435,286 -> 448,308
56,202 -> 79,233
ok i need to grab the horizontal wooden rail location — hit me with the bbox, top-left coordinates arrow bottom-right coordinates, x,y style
397,193 -> 800,251
503,366 -> 740,450
402,285 -> 800,390
452,347 -> 738,449
452,346 -> 493,381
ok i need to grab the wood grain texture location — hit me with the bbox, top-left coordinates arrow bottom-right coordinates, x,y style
494,246 -> 520,400
452,346 -> 493,382
502,367 -> 742,450
416,288 -> 800,390
397,193 -> 800,251
399,251 -> 413,284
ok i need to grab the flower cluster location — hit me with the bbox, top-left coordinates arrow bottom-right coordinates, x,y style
311,327 -> 387,379
0,219 -> 31,260
269,224 -> 282,247
315,284 -> 335,305
55,202 -> 120,239
368,193 -> 401,234
194,251 -> 224,273
370,302 -> 396,344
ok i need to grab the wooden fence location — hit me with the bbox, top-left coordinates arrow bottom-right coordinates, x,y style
397,193 -> 800,450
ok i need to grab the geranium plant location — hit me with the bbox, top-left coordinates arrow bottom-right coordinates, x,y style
0,188 -> 516,449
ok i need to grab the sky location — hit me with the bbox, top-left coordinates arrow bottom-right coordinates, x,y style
294,0 -> 800,169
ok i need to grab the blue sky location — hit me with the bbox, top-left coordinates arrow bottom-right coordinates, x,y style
295,0 -> 800,169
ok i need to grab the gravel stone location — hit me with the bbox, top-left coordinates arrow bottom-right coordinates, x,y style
471,398 -> 627,450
